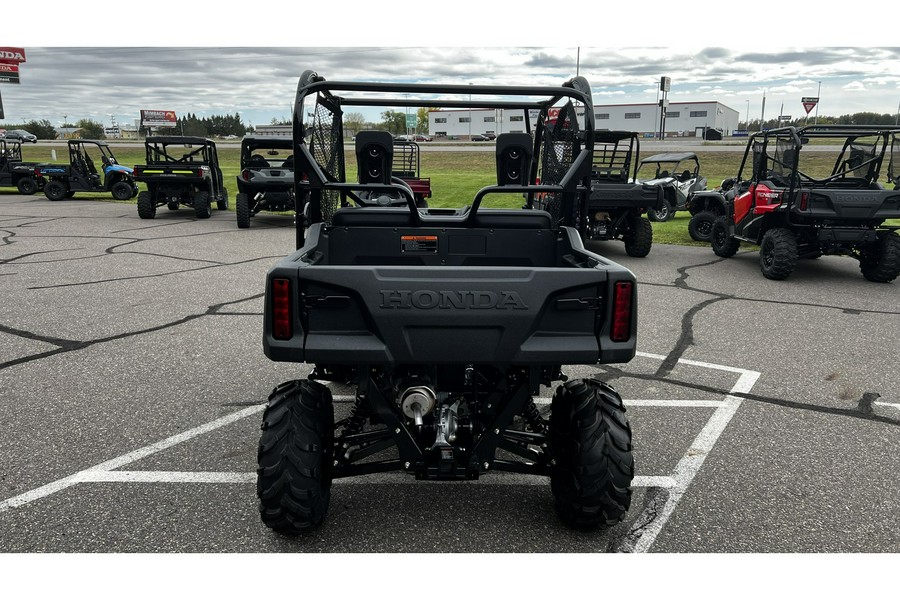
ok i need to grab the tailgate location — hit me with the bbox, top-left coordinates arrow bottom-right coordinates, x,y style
265,264 -> 635,366
801,188 -> 900,220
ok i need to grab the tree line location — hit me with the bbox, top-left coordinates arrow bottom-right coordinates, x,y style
2,112 -> 249,140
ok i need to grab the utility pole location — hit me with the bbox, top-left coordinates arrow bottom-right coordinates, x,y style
815,81 -> 821,125
760,91 -> 766,129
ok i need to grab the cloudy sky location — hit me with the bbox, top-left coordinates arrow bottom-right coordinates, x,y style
3,7 -> 898,130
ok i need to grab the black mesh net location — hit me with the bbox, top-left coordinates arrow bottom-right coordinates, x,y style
538,102 -> 580,227
846,142 -> 876,179
309,96 -> 344,225
772,138 -> 795,177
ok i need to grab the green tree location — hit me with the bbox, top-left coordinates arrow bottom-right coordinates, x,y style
380,110 -> 406,134
344,112 -> 367,136
23,119 -> 58,140
75,118 -> 105,139
416,107 -> 434,134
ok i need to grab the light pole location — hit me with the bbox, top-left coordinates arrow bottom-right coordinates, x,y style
745,100 -> 750,129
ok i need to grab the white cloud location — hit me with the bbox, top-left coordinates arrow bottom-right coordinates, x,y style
842,81 -> 867,92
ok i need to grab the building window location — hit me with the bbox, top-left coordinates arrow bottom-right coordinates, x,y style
624,112 -> 640,119
459,117 -> 470,123
596,113 -> 609,120
435,131 -> 446,137
666,111 -> 680,118
510,115 -> 524,122
434,117 -> 447,124
690,111 -> 708,118
483,116 -> 495,122
510,129 -> 523,133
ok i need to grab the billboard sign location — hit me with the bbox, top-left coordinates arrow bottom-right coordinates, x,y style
0,63 -> 19,84
140,109 -> 177,127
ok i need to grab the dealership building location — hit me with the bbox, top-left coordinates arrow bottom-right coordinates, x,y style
428,101 -> 740,139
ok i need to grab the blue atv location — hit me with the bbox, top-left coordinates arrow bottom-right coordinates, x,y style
36,140 -> 138,201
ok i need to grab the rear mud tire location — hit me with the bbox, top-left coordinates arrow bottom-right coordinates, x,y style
111,181 -> 134,201
257,380 -> 335,535
688,210 -> 717,242
711,216 -> 740,258
860,231 -> 900,283
137,191 -> 156,219
759,228 -> 798,280
623,216 -> 653,257
236,192 -> 251,228
16,178 -> 37,195
647,198 -> 673,222
194,191 -> 212,219
217,189 -> 229,211
550,378 -> 634,530
44,180 -> 67,201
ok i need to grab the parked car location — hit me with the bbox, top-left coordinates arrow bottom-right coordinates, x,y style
413,134 -> 432,142
4,129 -> 37,143
471,134 -> 489,141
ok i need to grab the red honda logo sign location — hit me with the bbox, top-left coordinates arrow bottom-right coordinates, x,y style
0,47 -> 26,63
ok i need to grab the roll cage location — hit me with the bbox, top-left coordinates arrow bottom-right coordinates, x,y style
291,69 -> 597,248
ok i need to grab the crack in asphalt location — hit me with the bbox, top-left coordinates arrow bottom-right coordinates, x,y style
0,293 -> 265,371
601,370 -> 899,426
610,486 -> 670,553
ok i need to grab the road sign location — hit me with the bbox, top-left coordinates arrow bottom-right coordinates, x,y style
802,97 -> 819,114
405,113 -> 416,128
779,115 -> 791,122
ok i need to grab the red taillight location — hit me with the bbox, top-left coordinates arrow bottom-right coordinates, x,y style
133,166 -> 141,177
799,191 -> 809,210
241,168 -> 251,181
611,281 -> 634,343
271,278 -> 292,340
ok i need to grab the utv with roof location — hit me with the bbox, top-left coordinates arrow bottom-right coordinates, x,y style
235,136 -> 296,228
257,69 -> 638,535
581,130 -> 663,257
34,140 -> 137,201
132,136 -> 228,219
709,125 -> 900,282
0,138 -> 44,194
637,151 -> 707,222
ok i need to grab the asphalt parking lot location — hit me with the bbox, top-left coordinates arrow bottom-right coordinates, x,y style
0,193 -> 898,553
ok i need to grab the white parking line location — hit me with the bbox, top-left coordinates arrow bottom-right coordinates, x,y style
630,368 -> 760,553
0,404 -> 265,514
874,401 -> 900,411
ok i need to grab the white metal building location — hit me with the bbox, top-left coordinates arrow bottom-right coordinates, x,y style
428,101 -> 740,138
